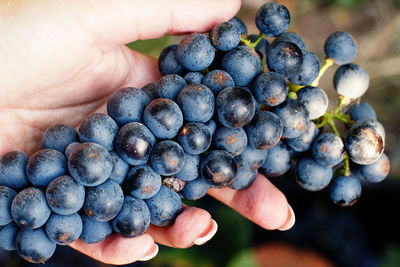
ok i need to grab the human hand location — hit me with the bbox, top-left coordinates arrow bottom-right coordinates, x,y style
0,0 -> 294,264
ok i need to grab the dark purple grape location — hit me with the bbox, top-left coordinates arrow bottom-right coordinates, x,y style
150,140 -> 185,176
0,222 -> 18,251
64,142 -> 80,159
83,180 -> 124,222
155,74 -> 187,100
16,228 -> 56,263
252,72 -> 288,107
41,124 -> 79,153
175,154 -> 200,182
312,133 -> 345,167
216,86 -> 256,128
210,21 -> 241,51
181,177 -> 210,200
107,87 -> 150,126
295,157 -> 333,191
0,186 -> 17,226
201,150 -> 237,188
266,41 -> 303,78
324,31 -> 357,65
330,176 -> 361,206
234,146 -> 268,171
286,121 -> 319,152
0,151 -> 30,190
115,122 -> 156,166
45,213 -> 82,245
229,166 -> 257,190
79,213 -> 112,244
346,102 -> 377,122
289,50 -> 320,86
205,119 -> 217,136
297,86 -> 328,120
145,185 -> 183,226
334,63 -> 369,99
259,141 -> 292,177
158,44 -> 186,76
358,153 -> 390,183
214,126 -> 247,156
78,113 -> 119,151
11,187 -> 51,229
202,69 -> 235,95
184,72 -> 204,84
177,84 -> 215,123
141,82 -> 157,101
68,142 -> 113,187
112,196 -> 150,237
272,32 -> 306,50
178,122 -> 211,155
143,98 -> 183,139
255,2 -> 290,37
177,33 -> 215,71
125,165 -> 161,199
229,17 -> 247,35
108,151 -> 130,184
246,111 -> 283,150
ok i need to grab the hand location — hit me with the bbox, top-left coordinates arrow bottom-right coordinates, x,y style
0,0 -> 295,264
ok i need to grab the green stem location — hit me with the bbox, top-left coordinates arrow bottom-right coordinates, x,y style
310,57 -> 334,87
249,34 -> 266,49
325,114 -> 340,136
240,36 -> 251,47
342,152 -> 351,177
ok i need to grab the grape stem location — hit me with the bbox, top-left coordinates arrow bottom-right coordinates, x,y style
310,57 -> 335,87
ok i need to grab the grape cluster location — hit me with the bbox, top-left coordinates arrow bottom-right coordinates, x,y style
0,1 -> 390,264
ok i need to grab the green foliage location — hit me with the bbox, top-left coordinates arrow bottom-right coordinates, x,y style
126,36 -> 171,57
226,249 -> 259,267
380,244 -> 400,267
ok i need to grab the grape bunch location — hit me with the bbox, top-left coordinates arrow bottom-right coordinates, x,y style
0,1 -> 390,264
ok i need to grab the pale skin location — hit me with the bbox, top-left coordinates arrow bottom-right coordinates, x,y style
0,0 -> 294,264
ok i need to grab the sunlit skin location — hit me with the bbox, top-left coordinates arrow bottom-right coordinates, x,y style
0,0 -> 294,264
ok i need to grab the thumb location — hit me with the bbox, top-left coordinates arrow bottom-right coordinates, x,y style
69,0 -> 242,44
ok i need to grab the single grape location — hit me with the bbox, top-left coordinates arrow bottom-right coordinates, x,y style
174,154 -> 200,182
330,176 -> 361,206
16,228 -> 56,264
255,2 -> 290,37
177,33 -> 215,71
150,140 -> 185,176
41,124 -> 79,153
210,21 -> 241,51
201,150 -> 237,188
246,111 -> 283,150
205,119 -> 217,136
229,166 -> 257,190
229,17 -> 247,35
79,213 -> 112,244
158,44 -> 186,76
324,31 -> 357,65
259,141 -> 292,177
181,177 -> 210,200
141,82 -> 157,101
267,41 -> 303,78
0,222 -> 18,251
0,151 -> 30,190
202,69 -> 235,95
358,153 -> 390,183
346,102 -> 377,122
78,113 -> 119,151
272,32 -> 306,50
64,142 -> 80,159
125,165 -> 162,199
155,74 -> 187,100
234,146 -> 268,171
289,50 -> 320,86
296,157 -> 333,191
0,186 -> 17,226
296,86 -> 328,120
108,151 -> 130,184
184,72 -> 204,84
312,133 -> 345,167
178,122 -> 211,155
214,126 -> 247,156
252,71 -> 288,107
107,87 -> 150,126
45,213 -> 82,245
334,63 -> 369,99
286,121 -> 319,152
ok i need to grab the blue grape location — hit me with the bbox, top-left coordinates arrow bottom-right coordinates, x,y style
141,82 -> 157,101
181,177 -> 210,200
125,165 -> 161,199
177,84 -> 215,123
324,31 -> 357,65
175,154 -> 200,182
0,222 -> 18,250
108,151 -> 130,184
252,71 -> 288,106
346,102 -> 377,122
84,180 -> 124,222
271,99 -> 309,138
345,119 -> 384,165
78,113 -> 119,151
145,185 -> 182,226
0,186 -> 17,226
177,33 -> 215,71
255,2 -> 290,37
296,157 -> 333,191
64,142 -> 80,159
26,149 -> 67,188
248,34 -> 270,60
45,213 -> 82,245
16,228 -> 56,263
358,153 -> 390,183
201,150 -> 237,188
297,86 -> 328,120
272,32 -> 306,50
210,21 -> 241,51
267,41 -> 303,78
229,17 -> 247,35
0,151 -> 30,190
312,133 -> 345,167
214,126 -> 247,156
334,63 -> 369,99
216,86 -> 256,128
112,196 -> 150,237
150,140 -> 185,176
155,74 -> 187,100
330,176 -> 361,206
259,141 -> 292,177
143,98 -> 183,139
246,111 -> 283,150
202,70 -> 235,95
11,187 -> 51,229
158,44 -> 186,76
286,121 -> 319,152
222,46 -> 262,86
289,50 -> 320,86
46,175 -> 85,215
184,72 -> 204,84
178,122 -> 211,155
79,213 -> 112,244
68,142 -> 113,187
115,122 -> 156,166
41,124 -> 79,153
234,146 -> 268,171
205,119 -> 217,136
107,87 -> 150,126
229,166 -> 257,190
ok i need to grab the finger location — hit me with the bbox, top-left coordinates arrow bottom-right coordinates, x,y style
69,233 -> 157,265
68,0 -> 242,44
208,174 -> 295,231
147,205 -> 218,248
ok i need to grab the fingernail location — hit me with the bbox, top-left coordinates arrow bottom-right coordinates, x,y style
278,205 -> 295,231
138,244 -> 159,261
194,219 -> 218,245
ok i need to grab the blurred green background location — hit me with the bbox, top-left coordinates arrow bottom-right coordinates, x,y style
2,0 -> 400,266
